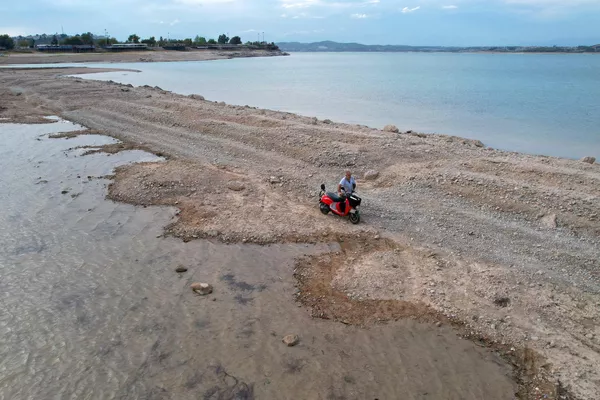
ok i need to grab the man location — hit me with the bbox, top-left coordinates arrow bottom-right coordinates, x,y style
337,170 -> 356,213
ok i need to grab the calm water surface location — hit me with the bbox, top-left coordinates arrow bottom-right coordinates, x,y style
0,120 -> 516,399
66,52 -> 600,159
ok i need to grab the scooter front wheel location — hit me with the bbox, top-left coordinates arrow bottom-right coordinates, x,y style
320,203 -> 330,215
349,211 -> 360,224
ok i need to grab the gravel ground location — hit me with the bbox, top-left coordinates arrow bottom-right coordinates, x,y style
1,67 -> 599,399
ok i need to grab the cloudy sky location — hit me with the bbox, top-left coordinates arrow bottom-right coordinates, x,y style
3,0 -> 600,46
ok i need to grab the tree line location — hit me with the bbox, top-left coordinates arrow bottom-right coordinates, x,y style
1,32 -> 279,50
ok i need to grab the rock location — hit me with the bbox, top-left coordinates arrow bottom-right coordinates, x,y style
227,181 -> 245,191
121,88 -> 130,92
282,334 -> 299,346
436,322 -> 442,327
175,265 -> 188,273
585,333 -> 594,339
188,94 -> 205,101
311,117 -> 318,125
581,156 -> 596,164
383,125 -> 399,133
473,140 -> 485,148
541,213 -> 557,229
363,170 -> 379,181
323,119 -> 333,124
190,282 -> 213,295
269,176 -> 280,184
494,296 -> 510,307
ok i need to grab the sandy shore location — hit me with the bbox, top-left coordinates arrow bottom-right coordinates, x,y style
1,67 -> 599,399
0,48 -> 286,65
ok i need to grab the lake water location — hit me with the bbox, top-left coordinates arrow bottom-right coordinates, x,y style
64,52 -> 600,159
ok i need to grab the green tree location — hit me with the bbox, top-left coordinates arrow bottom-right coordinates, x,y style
193,35 -> 207,45
229,36 -> 242,45
29,38 -> 35,47
63,35 -> 84,45
80,32 -> 94,45
51,35 -> 59,45
0,34 -> 15,49
18,39 -> 30,48
217,34 -> 229,44
127,34 -> 140,44
183,38 -> 193,46
141,36 -> 156,46
207,38 -> 217,44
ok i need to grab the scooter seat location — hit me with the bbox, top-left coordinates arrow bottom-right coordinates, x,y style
327,192 -> 344,202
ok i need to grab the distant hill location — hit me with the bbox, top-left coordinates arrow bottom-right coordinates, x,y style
276,41 -> 453,52
276,40 -> 600,53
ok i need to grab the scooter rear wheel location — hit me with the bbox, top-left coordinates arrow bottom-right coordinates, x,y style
320,203 -> 330,215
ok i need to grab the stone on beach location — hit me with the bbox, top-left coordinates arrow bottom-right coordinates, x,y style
363,170 -> 380,181
227,181 -> 245,191
540,214 -> 557,229
282,334 -> 299,346
191,282 -> 213,295
581,156 -> 596,164
383,125 -> 399,133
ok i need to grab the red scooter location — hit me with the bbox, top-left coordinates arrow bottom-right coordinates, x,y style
319,183 -> 361,224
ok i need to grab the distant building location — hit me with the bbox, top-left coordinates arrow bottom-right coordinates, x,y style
36,44 -> 95,53
104,43 -> 148,51
162,44 -> 186,51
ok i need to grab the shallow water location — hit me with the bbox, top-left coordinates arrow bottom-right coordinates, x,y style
0,120 -> 517,399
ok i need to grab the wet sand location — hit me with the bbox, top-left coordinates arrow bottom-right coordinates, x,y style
1,66 -> 599,399
0,120 -> 517,399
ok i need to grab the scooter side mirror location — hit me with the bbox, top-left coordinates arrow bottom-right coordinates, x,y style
320,184 -> 325,191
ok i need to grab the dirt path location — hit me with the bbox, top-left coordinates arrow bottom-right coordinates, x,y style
1,67 -> 599,399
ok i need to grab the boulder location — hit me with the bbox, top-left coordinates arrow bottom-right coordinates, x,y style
175,265 -> 188,273
581,156 -> 596,164
188,94 -> 205,101
363,170 -> 380,181
282,334 -> 299,347
190,282 -> 213,295
227,181 -> 245,191
473,140 -> 485,148
383,125 -> 399,133
541,214 -> 557,229
269,176 -> 281,184
323,119 -> 333,124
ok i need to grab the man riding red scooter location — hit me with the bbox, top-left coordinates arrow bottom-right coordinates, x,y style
319,170 -> 362,224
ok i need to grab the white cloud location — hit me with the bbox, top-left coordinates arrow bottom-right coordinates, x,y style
401,6 -> 420,13
169,19 -> 180,26
442,5 -> 458,9
351,13 -> 368,18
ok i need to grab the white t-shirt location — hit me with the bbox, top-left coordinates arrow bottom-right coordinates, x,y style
339,176 -> 356,194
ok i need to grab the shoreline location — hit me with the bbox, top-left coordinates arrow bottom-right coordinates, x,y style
1,67 -> 599,399
0,48 -> 287,65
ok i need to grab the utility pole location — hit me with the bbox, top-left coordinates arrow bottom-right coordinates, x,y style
262,32 -> 264,44
105,29 -> 108,46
